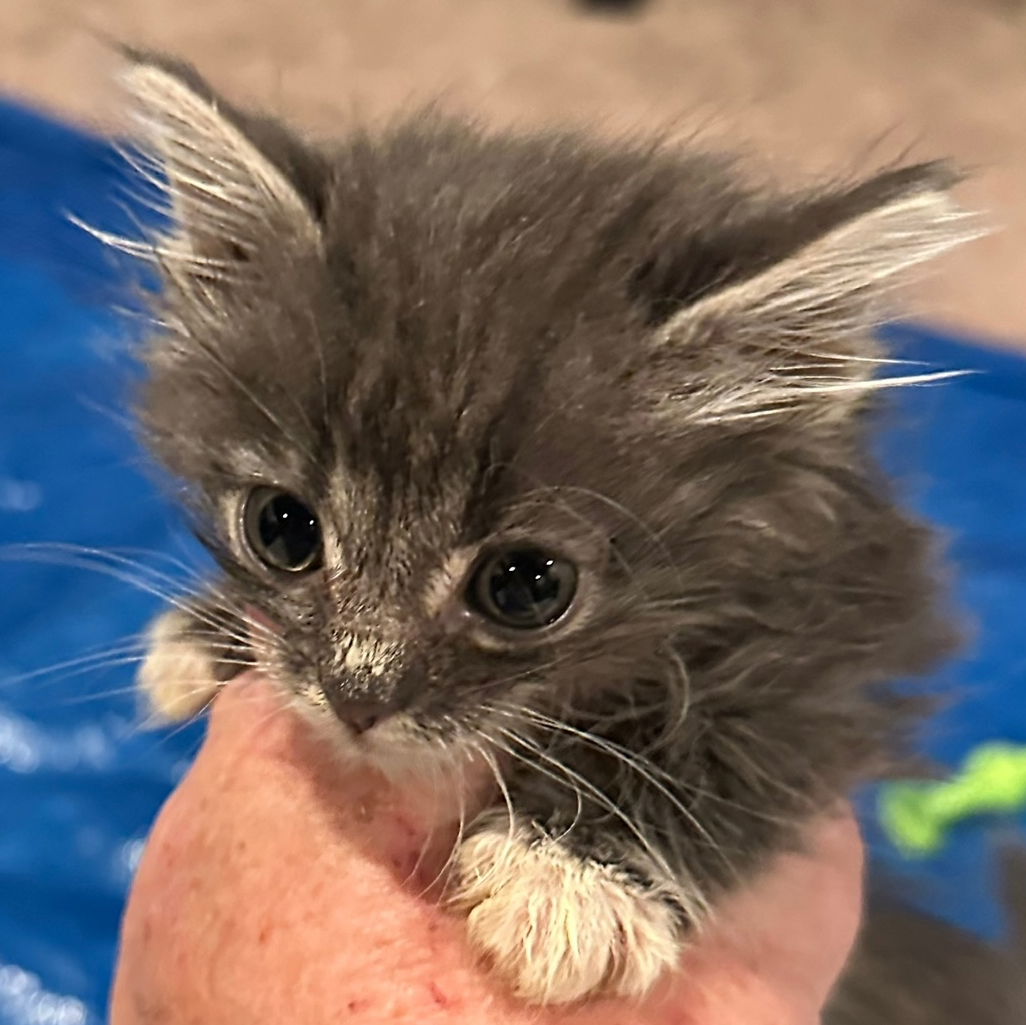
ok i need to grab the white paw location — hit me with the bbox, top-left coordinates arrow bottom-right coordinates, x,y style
449,822 -> 682,1005
137,609 -> 219,722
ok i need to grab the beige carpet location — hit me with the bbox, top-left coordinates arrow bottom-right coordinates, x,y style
3,0 -> 1024,346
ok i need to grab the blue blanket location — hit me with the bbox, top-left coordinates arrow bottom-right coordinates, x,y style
0,99 -> 1023,1024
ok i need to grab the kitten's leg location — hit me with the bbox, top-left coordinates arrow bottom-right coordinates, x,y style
449,792 -> 689,1005
138,602 -> 252,722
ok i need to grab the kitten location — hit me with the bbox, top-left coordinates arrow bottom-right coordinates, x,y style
118,51 -> 981,1005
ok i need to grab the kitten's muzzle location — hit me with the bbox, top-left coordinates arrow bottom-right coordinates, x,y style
320,676 -> 407,735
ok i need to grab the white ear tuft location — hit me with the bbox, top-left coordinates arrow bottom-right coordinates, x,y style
120,60 -> 321,260
661,185 -> 982,352
643,172 -> 985,427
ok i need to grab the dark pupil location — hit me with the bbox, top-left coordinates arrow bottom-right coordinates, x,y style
257,493 -> 320,570
484,549 -> 572,628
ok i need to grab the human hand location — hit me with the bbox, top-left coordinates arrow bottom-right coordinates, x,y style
110,673 -> 864,1025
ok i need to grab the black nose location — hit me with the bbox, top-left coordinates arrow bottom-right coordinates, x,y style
321,688 -> 390,735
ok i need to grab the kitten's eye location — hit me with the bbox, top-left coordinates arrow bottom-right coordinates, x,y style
242,487 -> 323,573
468,546 -> 578,630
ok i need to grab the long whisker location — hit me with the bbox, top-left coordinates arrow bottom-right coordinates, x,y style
492,724 -> 677,884
55,658 -> 250,710
0,544 -> 277,648
474,736 -> 517,850
404,746 -> 449,893
0,641 -> 152,690
504,705 -> 732,873
436,734 -> 525,897
413,741 -> 473,899
11,654 -> 150,695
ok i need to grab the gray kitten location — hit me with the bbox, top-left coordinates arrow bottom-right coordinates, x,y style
119,52 -> 986,1006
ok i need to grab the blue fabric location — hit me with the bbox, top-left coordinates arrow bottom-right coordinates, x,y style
0,100 -> 203,1025
0,97 -> 1023,1023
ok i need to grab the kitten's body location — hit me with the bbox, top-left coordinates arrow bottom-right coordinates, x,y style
829,850 -> 1026,1024
116,52 -> 997,1008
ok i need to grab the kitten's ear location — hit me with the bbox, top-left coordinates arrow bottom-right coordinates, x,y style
647,164 -> 981,424
120,50 -> 323,263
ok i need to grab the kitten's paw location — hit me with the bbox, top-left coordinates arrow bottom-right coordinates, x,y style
137,609 -> 219,722
449,822 -> 682,1005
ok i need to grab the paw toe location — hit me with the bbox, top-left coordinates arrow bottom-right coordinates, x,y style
451,824 -> 680,1005
138,610 -> 219,722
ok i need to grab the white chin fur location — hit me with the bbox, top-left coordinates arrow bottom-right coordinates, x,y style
288,689 -> 481,782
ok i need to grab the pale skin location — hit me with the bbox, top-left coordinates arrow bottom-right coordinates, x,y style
110,674 -> 865,1025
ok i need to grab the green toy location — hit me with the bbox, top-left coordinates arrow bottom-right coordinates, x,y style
878,742 -> 1026,857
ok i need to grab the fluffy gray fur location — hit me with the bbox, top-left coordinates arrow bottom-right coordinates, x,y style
118,51 -> 997,1008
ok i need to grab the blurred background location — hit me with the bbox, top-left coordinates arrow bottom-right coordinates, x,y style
0,2 -> 1024,1022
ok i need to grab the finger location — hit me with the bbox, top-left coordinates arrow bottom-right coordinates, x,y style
672,809 -> 864,1024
